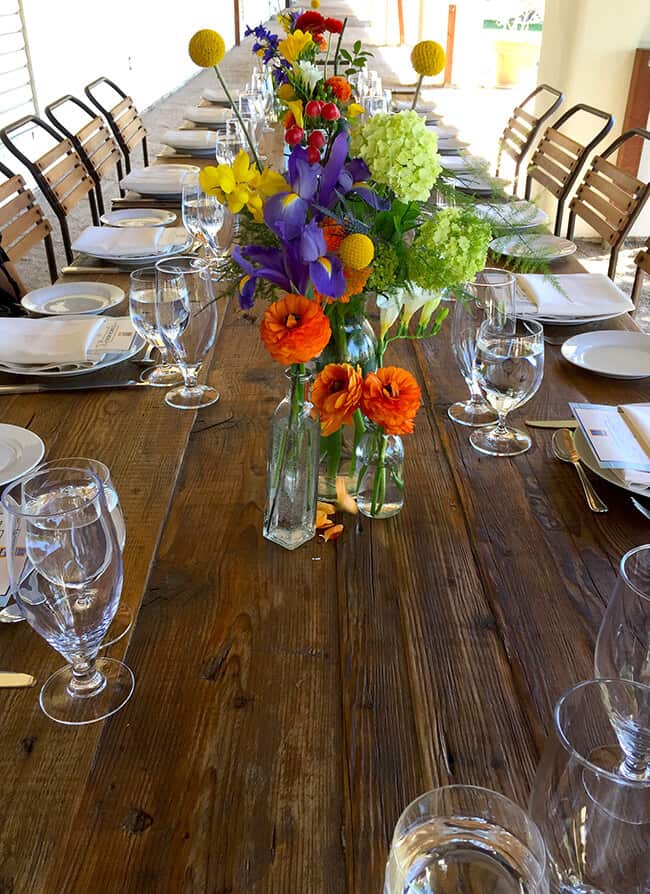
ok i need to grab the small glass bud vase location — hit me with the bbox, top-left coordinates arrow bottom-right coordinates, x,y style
355,424 -> 404,519
264,366 -> 320,550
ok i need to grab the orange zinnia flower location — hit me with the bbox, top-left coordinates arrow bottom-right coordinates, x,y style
325,76 -> 352,102
321,220 -> 345,252
360,366 -> 422,435
315,265 -> 372,305
260,293 -> 331,365
312,363 -> 363,436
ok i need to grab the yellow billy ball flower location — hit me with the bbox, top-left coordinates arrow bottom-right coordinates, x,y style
311,0 -> 321,7
410,40 -> 445,77
189,29 -> 226,68
277,83 -> 295,101
339,234 -> 375,271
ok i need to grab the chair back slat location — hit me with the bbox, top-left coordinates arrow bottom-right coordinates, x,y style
85,78 -> 148,172
36,143 -> 93,212
631,238 -> 650,310
0,166 -> 56,281
568,129 -> 650,279
496,84 -> 564,194
525,103 -> 614,234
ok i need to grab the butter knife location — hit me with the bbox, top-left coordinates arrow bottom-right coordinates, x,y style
62,266 -> 123,275
525,419 -> 578,429
0,672 -> 35,688
0,380 -> 148,395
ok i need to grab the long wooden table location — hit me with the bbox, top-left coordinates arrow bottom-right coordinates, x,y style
0,194 -> 648,890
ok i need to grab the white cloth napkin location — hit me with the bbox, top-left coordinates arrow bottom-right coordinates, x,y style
72,226 -> 188,258
184,106 -> 231,125
120,165 -> 199,196
201,88 -> 237,104
0,318 -> 105,364
515,274 -> 634,319
162,129 -> 217,151
617,403 -> 650,487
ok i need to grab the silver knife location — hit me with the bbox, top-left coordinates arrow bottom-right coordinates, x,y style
0,672 -> 35,688
0,380 -> 148,395
62,266 -> 123,275
525,419 -> 578,429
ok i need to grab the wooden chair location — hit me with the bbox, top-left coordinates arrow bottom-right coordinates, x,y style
525,104 -> 614,235
567,129 -> 650,280
631,237 -> 650,312
0,161 -> 57,285
45,94 -> 124,216
0,116 -> 97,266
496,83 -> 564,195
84,77 -> 148,174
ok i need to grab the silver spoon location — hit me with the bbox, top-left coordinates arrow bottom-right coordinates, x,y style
552,429 -> 608,513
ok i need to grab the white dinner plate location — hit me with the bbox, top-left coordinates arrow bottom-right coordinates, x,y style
451,173 -> 510,194
490,234 -> 577,261
0,333 -> 145,378
100,209 -> 177,228
85,235 -> 193,265
21,282 -> 125,316
574,427 -> 648,497
0,424 -> 45,485
561,330 -> 650,379
473,200 -> 549,229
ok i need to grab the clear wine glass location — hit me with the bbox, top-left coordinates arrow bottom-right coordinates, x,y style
530,679 -> 650,893
471,317 -> 544,457
1,465 -> 134,725
129,267 -> 183,387
448,268 -> 515,427
384,785 -> 548,893
197,191 -> 226,266
181,172 -> 203,242
155,255 -> 219,410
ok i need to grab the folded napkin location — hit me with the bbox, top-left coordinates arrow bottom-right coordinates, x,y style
162,130 -> 217,151
201,88 -> 237,104
184,106 -> 231,125
617,404 -> 650,487
72,226 -> 188,259
120,165 -> 199,196
0,317 -> 105,364
515,274 -> 634,319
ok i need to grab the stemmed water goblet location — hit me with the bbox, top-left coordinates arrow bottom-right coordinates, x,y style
1,465 -> 135,725
181,173 -> 226,265
155,255 -> 219,410
448,268 -> 515,427
129,267 -> 183,387
530,679 -> 650,892
471,317 -> 545,456
384,784 -> 548,893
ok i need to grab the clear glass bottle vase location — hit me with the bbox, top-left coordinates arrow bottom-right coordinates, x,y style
263,367 -> 320,550
355,424 -> 404,519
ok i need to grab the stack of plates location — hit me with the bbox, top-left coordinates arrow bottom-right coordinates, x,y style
120,165 -> 199,199
21,282 -> 125,316
162,129 -> 218,157
72,226 -> 193,267
100,209 -> 177,228
490,234 -> 576,261
201,88 -> 237,105
450,173 -> 510,195
183,106 -> 231,126
473,200 -> 549,229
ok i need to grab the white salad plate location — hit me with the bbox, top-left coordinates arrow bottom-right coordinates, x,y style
100,209 -> 177,228
561,330 -> 650,379
574,428 -> 647,497
473,200 -> 549,229
490,234 -> 577,261
0,424 -> 45,486
451,173 -> 510,194
21,282 -> 125,316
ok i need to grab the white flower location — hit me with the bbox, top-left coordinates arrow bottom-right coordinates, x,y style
376,292 -> 404,339
293,61 -> 321,91
400,284 -> 434,327
418,294 -> 442,330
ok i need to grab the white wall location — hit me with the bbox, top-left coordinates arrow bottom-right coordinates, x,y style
21,0 -> 236,115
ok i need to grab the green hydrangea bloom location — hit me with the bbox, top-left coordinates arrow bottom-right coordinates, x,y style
407,207 -> 492,291
351,111 -> 442,202
367,242 -> 400,293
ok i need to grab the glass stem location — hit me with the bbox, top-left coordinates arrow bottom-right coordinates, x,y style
621,750 -> 650,780
68,656 -> 105,699
183,365 -> 200,390
494,411 -> 509,436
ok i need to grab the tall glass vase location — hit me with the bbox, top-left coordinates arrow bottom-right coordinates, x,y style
355,424 -> 404,519
317,308 -> 378,501
264,366 -> 320,551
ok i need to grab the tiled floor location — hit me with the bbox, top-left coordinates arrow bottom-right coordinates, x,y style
13,0 -> 649,328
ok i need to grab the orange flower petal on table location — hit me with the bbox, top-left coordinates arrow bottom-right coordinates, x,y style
361,366 -> 422,436
321,523 -> 344,542
260,293 -> 332,365
316,501 -> 336,530
312,363 -> 363,436
336,476 -> 358,514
